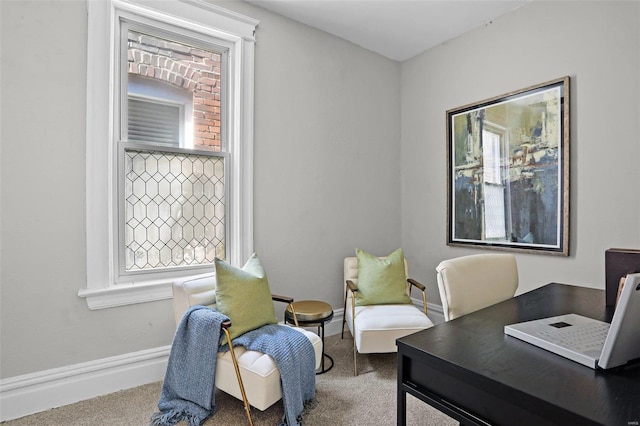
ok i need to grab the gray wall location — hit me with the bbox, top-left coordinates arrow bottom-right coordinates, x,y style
231,1 -> 403,303
0,0 -> 400,378
1,0 -> 639,381
401,0 -> 640,296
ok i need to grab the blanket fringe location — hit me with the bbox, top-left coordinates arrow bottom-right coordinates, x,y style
150,410 -> 204,426
277,398 -> 317,426
301,397 -> 318,423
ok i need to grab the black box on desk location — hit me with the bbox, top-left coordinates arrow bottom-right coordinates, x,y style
605,248 -> 640,307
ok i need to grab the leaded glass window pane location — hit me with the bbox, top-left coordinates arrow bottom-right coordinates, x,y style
124,149 -> 225,271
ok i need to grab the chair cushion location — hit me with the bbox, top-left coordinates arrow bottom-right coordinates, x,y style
345,304 -> 433,353
214,254 -> 277,343
215,326 -> 322,411
355,248 -> 411,306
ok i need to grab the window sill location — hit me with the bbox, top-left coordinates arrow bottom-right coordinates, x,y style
78,280 -> 173,310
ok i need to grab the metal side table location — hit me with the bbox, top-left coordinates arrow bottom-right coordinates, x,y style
285,300 -> 334,374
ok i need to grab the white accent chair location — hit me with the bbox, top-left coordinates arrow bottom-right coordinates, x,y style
436,253 -> 519,321
172,274 -> 322,424
342,257 -> 434,375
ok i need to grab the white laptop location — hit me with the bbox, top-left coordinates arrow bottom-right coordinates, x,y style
504,273 -> 640,369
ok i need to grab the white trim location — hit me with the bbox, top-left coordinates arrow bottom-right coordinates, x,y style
85,0 -> 115,305
424,300 -> 446,325
78,280 -> 173,310
0,346 -> 170,422
230,34 -> 256,265
82,0 -> 257,309
123,0 -> 259,41
179,0 -> 260,32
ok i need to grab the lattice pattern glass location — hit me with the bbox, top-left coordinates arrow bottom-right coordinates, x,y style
124,149 -> 225,271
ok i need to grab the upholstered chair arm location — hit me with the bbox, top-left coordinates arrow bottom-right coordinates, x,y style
407,278 -> 428,315
270,294 -> 299,327
344,280 -> 359,314
407,278 -> 425,291
271,294 -> 294,304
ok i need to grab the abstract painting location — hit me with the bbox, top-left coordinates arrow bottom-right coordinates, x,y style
446,77 -> 570,255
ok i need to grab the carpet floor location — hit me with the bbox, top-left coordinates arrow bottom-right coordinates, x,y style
3,333 -> 459,425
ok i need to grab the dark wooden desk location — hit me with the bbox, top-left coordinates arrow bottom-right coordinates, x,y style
397,283 -> 640,426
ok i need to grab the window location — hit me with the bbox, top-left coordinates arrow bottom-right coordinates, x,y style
482,125 -> 508,240
81,0 -> 258,309
119,25 -> 227,278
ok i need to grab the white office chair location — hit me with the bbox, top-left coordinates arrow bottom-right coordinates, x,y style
436,253 -> 518,321
342,256 -> 434,375
172,274 -> 323,424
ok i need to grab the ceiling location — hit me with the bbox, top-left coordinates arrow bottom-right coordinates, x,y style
246,0 -> 530,61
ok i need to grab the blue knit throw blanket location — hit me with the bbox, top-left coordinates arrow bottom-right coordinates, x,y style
151,306 -> 228,426
230,324 -> 316,426
151,306 -> 316,426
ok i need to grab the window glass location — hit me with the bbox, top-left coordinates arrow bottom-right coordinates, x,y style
120,26 -> 227,276
128,97 -> 181,146
126,29 -> 223,151
123,149 -> 225,272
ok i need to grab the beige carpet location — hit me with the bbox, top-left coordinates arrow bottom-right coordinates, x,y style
3,334 -> 459,425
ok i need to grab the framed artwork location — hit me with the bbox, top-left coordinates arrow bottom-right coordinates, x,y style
446,76 -> 570,256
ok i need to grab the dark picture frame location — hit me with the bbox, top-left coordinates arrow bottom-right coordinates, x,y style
446,77 -> 570,256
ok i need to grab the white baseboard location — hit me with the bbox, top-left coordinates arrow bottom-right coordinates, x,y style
0,300 -> 444,422
425,301 -> 446,324
0,345 -> 170,422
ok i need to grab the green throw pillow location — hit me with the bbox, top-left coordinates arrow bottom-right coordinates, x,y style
355,248 -> 411,306
214,254 -> 277,344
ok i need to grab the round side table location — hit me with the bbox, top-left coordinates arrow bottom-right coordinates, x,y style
285,300 -> 334,374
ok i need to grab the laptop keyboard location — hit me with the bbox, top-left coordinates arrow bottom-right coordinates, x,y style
536,322 -> 609,353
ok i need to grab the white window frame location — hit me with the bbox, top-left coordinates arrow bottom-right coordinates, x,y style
80,0 -> 258,310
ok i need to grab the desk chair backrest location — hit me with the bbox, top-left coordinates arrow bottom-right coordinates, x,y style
436,253 -> 518,321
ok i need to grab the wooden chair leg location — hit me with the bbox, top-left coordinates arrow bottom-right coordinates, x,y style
222,328 -> 253,426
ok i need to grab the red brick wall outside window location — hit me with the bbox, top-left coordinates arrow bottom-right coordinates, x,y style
127,31 -> 222,151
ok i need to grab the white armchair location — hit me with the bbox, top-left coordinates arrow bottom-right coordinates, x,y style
342,252 -> 434,376
172,274 -> 322,424
436,253 -> 519,321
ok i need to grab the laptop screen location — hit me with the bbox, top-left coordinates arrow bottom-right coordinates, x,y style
599,272 -> 640,369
